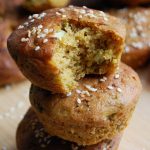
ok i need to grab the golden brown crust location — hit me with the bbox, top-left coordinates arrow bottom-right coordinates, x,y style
8,6 -> 126,93
17,108 -> 122,150
30,63 -> 142,145
108,7 -> 150,69
0,18 -> 25,86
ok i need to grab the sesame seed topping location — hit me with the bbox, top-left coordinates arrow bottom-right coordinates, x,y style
62,15 -> 67,18
35,46 -> 40,51
43,39 -> 48,43
107,85 -> 114,90
21,38 -> 29,42
59,8 -> 65,13
30,19 -> 35,22
18,25 -> 24,29
28,15 -> 32,19
66,92 -> 72,97
79,15 -> 82,19
38,25 -> 43,29
81,90 -> 90,96
76,89 -> 82,94
83,6 -> 87,9
114,74 -> 120,79
28,30 -> 31,37
37,33 -> 46,38
33,14 -> 39,18
77,98 -> 81,104
117,88 -> 122,93
69,5 -> 74,8
56,12 -> 61,16
80,9 -> 86,14
100,76 -> 107,82
40,12 -> 46,18
84,84 -> 97,92
24,22 -> 29,26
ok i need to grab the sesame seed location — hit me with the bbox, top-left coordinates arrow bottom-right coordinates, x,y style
35,46 -> 40,51
66,92 -> 72,97
40,12 -> 46,18
117,88 -> 122,93
79,15 -> 82,19
77,98 -> 81,104
37,33 -> 46,38
33,14 -> 39,18
69,5 -> 74,8
28,15 -> 32,19
28,30 -> 31,37
80,9 -> 86,14
62,15 -> 67,18
38,25 -> 43,29
56,12 -> 61,16
18,25 -> 24,29
88,10 -> 94,14
100,76 -> 107,82
21,38 -> 29,42
114,74 -> 120,79
76,89 -> 82,94
104,17 -> 108,21
84,84 -> 97,92
82,90 -> 90,96
59,8 -> 65,13
30,19 -> 35,22
24,22 -> 29,26
107,85 -> 114,90
43,39 -> 48,43
83,6 -> 87,8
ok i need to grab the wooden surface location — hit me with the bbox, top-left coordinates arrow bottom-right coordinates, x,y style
0,66 -> 150,150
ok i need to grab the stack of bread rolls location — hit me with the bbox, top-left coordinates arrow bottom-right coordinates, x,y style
7,6 -> 142,150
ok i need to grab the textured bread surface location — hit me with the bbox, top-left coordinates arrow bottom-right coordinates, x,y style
17,108 -> 122,150
0,18 -> 25,85
30,63 -> 142,145
8,6 -> 126,93
108,7 -> 150,69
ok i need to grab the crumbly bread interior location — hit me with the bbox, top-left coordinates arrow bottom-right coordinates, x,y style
51,21 -> 121,92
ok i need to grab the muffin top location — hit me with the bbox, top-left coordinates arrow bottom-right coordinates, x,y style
8,6 -> 126,93
109,7 -> 150,54
8,6 -> 125,62
30,63 -> 142,125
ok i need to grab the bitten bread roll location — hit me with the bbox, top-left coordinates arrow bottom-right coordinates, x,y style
17,108 -> 122,150
8,6 -> 126,94
0,18 -> 25,85
108,8 -> 150,69
23,0 -> 70,12
30,63 -> 142,146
